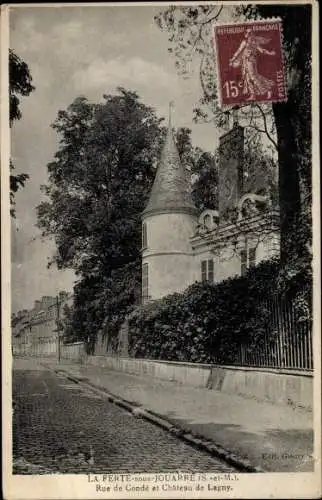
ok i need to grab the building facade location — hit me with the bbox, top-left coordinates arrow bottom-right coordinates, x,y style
12,291 -> 73,356
142,114 -> 280,302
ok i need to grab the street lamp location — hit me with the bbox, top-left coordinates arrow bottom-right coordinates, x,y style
53,294 -> 63,363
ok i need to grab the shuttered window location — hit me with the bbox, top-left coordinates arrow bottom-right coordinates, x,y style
142,263 -> 149,302
241,247 -> 256,275
248,247 -> 256,268
208,259 -> 214,282
201,260 -> 207,282
201,259 -> 214,282
240,250 -> 247,276
142,223 -> 147,249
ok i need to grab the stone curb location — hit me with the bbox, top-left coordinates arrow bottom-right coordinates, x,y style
53,367 -> 264,473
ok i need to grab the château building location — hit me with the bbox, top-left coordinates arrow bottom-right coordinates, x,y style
141,111 -> 280,302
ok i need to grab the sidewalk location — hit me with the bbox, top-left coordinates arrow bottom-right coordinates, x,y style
41,358 -> 314,473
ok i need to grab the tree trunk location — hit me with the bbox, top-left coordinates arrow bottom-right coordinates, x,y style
273,102 -> 300,265
259,4 -> 312,269
273,96 -> 311,268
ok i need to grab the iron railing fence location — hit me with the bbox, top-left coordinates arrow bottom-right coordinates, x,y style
215,295 -> 313,371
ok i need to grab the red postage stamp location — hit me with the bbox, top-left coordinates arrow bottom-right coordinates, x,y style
213,20 -> 286,107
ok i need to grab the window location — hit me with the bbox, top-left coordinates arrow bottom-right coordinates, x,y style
241,247 -> 256,275
201,260 -> 207,282
208,259 -> 214,282
248,247 -> 256,268
240,250 -> 247,276
204,214 -> 211,229
201,259 -> 214,283
142,263 -> 149,301
142,223 -> 148,249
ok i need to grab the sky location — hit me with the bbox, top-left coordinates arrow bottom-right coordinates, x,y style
10,4 -> 230,313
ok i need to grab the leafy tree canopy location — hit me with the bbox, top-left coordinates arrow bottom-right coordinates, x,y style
37,88 -> 209,345
9,49 -> 35,216
37,89 -> 204,272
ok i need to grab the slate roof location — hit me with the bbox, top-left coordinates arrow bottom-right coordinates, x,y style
143,119 -> 197,217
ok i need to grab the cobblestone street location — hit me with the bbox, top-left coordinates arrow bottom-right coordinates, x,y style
13,359 -> 236,474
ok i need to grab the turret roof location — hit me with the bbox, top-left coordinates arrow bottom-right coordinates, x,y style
143,116 -> 197,217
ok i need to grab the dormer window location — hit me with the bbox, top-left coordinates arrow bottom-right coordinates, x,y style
204,214 -> 211,229
142,223 -> 148,249
198,209 -> 219,232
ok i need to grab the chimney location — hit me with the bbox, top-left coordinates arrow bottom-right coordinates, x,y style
34,300 -> 42,311
58,291 -> 68,303
218,123 -> 245,219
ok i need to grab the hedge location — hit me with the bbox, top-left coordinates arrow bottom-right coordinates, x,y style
127,259 -> 310,363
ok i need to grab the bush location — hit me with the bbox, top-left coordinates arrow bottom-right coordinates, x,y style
128,259 -> 285,363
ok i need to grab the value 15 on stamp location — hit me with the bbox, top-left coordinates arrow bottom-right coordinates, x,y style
213,19 -> 287,107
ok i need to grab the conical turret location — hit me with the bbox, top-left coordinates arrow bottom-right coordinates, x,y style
141,104 -> 198,302
143,111 -> 197,217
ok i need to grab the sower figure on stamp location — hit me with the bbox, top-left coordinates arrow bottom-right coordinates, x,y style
229,28 -> 276,101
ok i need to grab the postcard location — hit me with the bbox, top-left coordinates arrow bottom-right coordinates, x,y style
1,1 -> 321,498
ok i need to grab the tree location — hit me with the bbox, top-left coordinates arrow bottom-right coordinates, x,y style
37,90 -> 165,273
9,49 -> 35,216
243,132 -> 278,203
155,4 -> 312,269
242,4 -> 312,282
175,125 -> 218,212
190,133 -> 278,214
191,152 -> 218,211
37,88 -> 206,347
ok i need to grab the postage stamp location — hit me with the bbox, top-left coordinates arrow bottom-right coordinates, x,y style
213,19 -> 287,107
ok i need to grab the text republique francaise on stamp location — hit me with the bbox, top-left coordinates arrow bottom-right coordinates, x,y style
213,19 -> 286,107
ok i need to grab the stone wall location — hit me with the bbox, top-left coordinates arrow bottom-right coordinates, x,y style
85,355 -> 313,411
13,339 -> 86,363
207,365 -> 312,411
61,342 -> 86,363
13,338 -> 57,357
